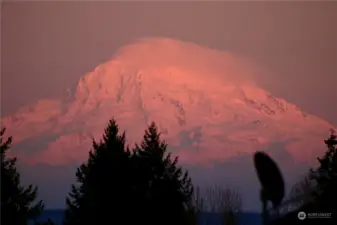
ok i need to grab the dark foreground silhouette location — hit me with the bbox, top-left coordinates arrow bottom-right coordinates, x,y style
2,119 -> 336,225
32,210 -> 261,225
265,132 -> 337,225
1,128 -> 47,225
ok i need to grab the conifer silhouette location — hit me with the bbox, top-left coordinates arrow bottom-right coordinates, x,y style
271,132 -> 337,225
63,119 -> 133,225
1,128 -> 44,225
63,120 -> 194,225
133,122 -> 194,225
309,130 -> 337,215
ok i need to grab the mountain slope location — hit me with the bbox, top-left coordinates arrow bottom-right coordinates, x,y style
1,37 -> 334,167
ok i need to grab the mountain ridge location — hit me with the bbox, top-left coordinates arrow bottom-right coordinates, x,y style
1,37 -> 334,167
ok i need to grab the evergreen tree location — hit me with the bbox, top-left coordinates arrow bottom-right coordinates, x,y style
0,127 -> 44,225
271,132 -> 337,225
63,119 -> 134,225
133,122 -> 194,225
309,130 -> 337,214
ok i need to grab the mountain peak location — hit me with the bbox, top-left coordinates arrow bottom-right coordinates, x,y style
73,37 -> 261,105
2,37 -> 334,166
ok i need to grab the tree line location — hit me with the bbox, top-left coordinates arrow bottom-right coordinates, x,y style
1,119 -> 241,225
1,118 -> 336,225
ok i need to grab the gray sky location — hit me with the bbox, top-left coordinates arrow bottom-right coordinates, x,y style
1,1 -> 337,126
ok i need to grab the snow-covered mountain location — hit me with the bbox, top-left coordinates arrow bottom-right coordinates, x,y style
2,37 -> 334,167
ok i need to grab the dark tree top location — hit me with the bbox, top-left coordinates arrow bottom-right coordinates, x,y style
1,127 -> 45,225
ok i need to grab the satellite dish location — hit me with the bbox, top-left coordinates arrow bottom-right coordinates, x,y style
254,151 -> 285,209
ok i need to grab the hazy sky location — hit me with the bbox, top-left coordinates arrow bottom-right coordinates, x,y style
1,0 -> 337,210
1,1 -> 337,126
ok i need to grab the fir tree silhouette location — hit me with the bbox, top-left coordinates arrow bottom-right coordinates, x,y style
271,131 -> 337,225
63,120 -> 194,225
133,122 -> 194,225
0,127 -> 44,225
63,119 -> 133,225
308,130 -> 337,216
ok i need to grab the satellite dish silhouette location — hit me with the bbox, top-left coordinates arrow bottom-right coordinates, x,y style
254,151 -> 285,209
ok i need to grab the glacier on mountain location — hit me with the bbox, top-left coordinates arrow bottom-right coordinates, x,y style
1,37 -> 334,167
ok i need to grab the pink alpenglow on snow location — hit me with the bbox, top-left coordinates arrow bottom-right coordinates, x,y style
1,38 -> 335,166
